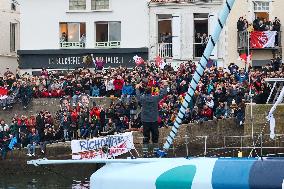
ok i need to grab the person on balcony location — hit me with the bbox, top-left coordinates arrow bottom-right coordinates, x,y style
201,33 -> 208,53
253,17 -> 260,31
273,17 -> 281,46
258,20 -> 267,31
195,33 -> 202,43
80,34 -> 86,47
237,17 -> 245,32
60,32 -> 67,42
165,32 -> 172,43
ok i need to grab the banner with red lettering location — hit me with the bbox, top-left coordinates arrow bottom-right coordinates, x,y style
71,132 -> 134,160
250,31 -> 277,48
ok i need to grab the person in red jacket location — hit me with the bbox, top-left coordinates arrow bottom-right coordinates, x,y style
200,105 -> 213,121
70,109 -> 79,139
113,75 -> 124,97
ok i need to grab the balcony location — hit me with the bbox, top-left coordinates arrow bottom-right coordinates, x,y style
95,41 -> 121,48
158,43 -> 172,58
149,0 -> 222,4
238,31 -> 281,50
60,42 -> 85,49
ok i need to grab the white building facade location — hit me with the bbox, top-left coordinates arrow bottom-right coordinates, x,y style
226,0 -> 283,67
18,0 -> 149,70
148,0 -> 226,66
18,0 -> 283,70
0,0 -> 20,74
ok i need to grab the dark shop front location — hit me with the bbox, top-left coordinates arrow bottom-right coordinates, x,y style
18,48 -> 148,70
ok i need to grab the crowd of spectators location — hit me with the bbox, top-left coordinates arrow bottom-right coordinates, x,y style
237,16 -> 281,32
0,59 -> 284,159
237,16 -> 281,48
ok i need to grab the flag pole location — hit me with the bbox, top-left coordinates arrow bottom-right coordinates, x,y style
247,30 -> 254,143
163,0 -> 236,151
248,31 -> 256,157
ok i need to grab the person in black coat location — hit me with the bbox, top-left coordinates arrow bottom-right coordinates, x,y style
40,128 -> 54,154
36,111 -> 45,143
136,80 -> 168,151
19,82 -> 32,109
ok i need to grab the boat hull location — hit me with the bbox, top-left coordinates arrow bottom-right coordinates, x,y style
90,157 -> 284,189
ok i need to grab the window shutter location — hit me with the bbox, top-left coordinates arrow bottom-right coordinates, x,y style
209,12 -> 218,59
172,14 -> 181,60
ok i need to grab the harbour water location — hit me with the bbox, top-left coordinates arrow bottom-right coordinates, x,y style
0,173 -> 90,189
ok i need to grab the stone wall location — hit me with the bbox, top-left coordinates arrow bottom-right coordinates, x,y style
133,118 -> 242,156
2,102 -> 284,174
244,104 -> 284,149
0,97 -> 116,123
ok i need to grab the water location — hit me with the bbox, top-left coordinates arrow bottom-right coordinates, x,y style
0,174 -> 90,189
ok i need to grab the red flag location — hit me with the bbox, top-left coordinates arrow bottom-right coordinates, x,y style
239,53 -> 252,63
155,56 -> 163,67
133,55 -> 144,66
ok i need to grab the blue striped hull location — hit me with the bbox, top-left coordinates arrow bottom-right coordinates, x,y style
90,157 -> 284,189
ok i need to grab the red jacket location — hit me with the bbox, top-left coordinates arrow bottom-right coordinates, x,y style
113,79 -> 124,91
201,108 -> 213,118
90,108 -> 100,119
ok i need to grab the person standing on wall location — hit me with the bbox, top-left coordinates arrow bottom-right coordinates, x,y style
136,80 -> 168,157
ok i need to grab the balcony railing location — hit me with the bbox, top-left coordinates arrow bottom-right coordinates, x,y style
238,31 -> 281,50
150,0 -> 221,3
158,43 -> 172,58
60,42 -> 85,49
95,41 -> 121,48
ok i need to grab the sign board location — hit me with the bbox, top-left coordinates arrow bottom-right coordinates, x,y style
18,48 -> 148,69
71,132 -> 135,160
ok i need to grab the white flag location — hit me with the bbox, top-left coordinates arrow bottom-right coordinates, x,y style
267,86 -> 284,139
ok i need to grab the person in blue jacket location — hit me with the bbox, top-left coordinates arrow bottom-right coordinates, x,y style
122,81 -> 134,96
122,81 -> 134,104
27,128 -> 39,156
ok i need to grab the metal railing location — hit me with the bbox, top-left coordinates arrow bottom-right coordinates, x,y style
237,31 -> 282,49
60,42 -> 85,48
158,43 -> 172,58
223,134 -> 284,149
95,41 -> 121,48
150,0 -> 220,3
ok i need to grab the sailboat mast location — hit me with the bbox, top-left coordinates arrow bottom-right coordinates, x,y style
163,0 -> 237,150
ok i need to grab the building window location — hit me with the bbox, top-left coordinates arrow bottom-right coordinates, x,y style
95,22 -> 121,48
69,0 -> 86,10
91,0 -> 109,10
253,1 -> 269,12
59,22 -> 86,48
193,13 -> 209,58
157,14 -> 172,58
10,23 -> 16,52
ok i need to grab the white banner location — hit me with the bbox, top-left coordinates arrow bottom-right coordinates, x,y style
71,132 -> 135,159
250,31 -> 277,48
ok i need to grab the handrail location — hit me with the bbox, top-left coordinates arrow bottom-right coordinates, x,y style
95,41 -> 121,48
60,42 -> 85,48
237,31 -> 282,49
158,43 -> 172,58
150,0 -> 221,3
